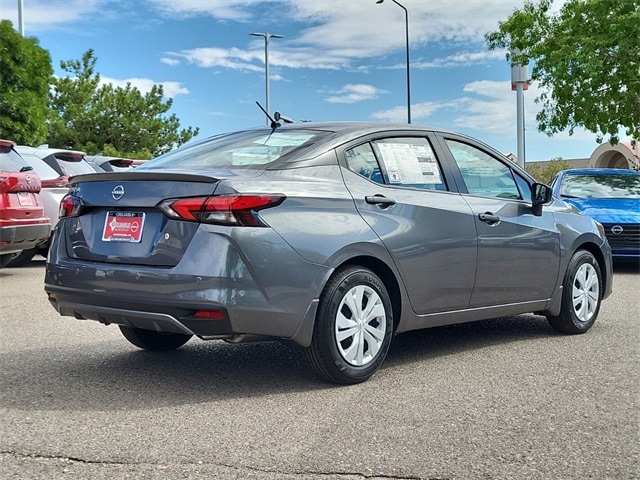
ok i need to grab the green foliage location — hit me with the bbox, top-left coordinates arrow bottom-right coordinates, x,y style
526,158 -> 572,184
0,20 -> 53,145
486,0 -> 640,144
48,50 -> 198,158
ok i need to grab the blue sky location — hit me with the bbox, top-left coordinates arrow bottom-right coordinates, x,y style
0,0 -> 615,161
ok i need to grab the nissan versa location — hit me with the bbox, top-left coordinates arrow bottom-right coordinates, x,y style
44,122 -> 613,384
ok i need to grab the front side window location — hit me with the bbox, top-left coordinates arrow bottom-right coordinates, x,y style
446,139 -> 522,200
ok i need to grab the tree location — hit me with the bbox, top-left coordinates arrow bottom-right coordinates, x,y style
486,0 -> 640,145
0,20 -> 53,145
525,158 -> 571,184
49,50 -> 198,158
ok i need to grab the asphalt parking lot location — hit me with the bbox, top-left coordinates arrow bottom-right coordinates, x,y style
1,258 -> 638,480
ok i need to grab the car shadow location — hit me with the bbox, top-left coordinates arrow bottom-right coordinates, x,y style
0,313 -> 561,412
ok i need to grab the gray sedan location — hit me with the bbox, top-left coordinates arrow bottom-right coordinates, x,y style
44,122 -> 613,384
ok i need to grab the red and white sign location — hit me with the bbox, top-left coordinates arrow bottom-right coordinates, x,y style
102,211 -> 145,243
17,192 -> 34,206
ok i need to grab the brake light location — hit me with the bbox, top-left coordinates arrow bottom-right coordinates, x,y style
157,194 -> 285,227
59,194 -> 84,218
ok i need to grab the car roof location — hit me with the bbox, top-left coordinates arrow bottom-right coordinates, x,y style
16,145 -> 86,158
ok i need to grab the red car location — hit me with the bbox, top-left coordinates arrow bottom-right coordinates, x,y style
0,140 -> 51,267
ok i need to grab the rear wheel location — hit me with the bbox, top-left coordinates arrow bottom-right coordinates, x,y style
0,254 -> 13,268
305,266 -> 393,384
547,250 -> 602,334
6,248 -> 37,267
119,326 -> 192,351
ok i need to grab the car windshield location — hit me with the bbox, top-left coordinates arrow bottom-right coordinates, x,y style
561,173 -> 640,199
138,129 -> 326,170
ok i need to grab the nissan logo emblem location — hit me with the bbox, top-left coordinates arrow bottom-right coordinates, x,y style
112,185 -> 125,201
610,225 -> 624,235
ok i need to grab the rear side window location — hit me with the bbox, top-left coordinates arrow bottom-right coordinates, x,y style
346,137 -> 446,190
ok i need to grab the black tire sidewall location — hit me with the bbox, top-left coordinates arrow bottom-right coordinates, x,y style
561,250 -> 602,332
317,267 -> 393,383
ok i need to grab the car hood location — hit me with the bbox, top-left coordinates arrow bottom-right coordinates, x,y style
563,197 -> 640,223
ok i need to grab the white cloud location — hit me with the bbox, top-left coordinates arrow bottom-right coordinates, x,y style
160,57 -> 180,67
164,48 -> 263,72
100,77 -> 189,98
325,84 -> 386,104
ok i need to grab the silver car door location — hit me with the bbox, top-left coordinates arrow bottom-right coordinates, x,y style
340,136 -> 478,315
443,138 -> 561,308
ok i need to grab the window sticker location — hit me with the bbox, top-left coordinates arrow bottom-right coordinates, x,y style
378,143 -> 442,185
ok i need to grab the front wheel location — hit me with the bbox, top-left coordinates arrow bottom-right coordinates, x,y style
305,266 -> 393,384
547,250 -> 602,334
119,326 -> 192,351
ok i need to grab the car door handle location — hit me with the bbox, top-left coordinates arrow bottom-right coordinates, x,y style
365,195 -> 396,207
478,212 -> 500,224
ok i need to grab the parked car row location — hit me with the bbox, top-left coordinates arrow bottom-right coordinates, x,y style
1,144 -> 143,267
0,140 -> 51,267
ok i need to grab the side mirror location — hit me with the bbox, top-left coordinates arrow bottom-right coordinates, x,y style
531,182 -> 552,216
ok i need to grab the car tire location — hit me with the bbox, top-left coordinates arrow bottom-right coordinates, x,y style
6,248 -> 38,267
547,250 -> 602,334
119,325 -> 192,351
0,254 -> 13,268
305,266 -> 393,384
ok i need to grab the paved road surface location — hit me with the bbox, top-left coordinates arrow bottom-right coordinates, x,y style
1,258 -> 638,479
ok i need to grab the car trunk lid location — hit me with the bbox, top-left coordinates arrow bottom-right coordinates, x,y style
60,171 -> 224,267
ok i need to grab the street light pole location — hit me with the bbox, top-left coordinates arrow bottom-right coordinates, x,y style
18,0 -> 24,36
250,32 -> 283,125
376,0 -> 411,124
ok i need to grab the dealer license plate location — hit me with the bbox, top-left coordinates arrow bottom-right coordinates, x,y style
17,192 -> 34,206
102,211 -> 145,243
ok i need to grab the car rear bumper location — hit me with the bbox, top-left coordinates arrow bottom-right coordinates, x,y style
0,222 -> 51,254
44,223 -> 330,346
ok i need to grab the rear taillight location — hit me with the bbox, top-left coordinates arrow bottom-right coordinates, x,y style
41,176 -> 69,188
157,194 -> 285,227
59,194 -> 84,218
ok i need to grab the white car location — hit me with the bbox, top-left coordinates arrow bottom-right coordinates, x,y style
6,147 -> 92,266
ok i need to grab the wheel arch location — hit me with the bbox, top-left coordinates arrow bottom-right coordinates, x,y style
337,255 -> 403,332
543,240 -> 611,317
574,241 -> 611,297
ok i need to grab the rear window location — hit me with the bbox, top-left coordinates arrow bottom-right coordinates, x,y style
138,130 -> 325,170
17,153 -> 61,181
0,148 -> 30,173
55,157 -> 96,177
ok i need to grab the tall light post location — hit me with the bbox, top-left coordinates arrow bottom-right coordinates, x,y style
18,0 -> 24,36
376,0 -> 411,124
250,32 -> 283,125
511,50 -> 528,168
